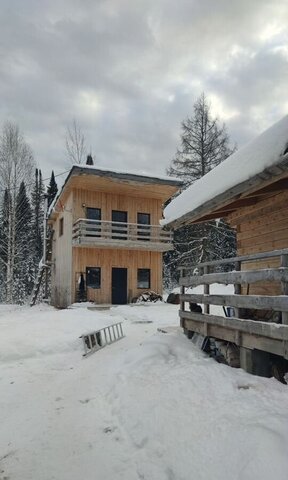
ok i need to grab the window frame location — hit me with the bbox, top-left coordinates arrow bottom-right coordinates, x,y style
137,268 -> 151,289
86,267 -> 101,289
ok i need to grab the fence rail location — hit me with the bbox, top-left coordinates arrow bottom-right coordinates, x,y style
179,248 -> 288,358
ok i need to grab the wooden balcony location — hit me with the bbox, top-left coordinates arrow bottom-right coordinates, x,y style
72,218 -> 173,251
179,248 -> 288,359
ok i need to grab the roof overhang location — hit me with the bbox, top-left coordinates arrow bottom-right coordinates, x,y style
166,153 -> 288,229
48,165 -> 183,221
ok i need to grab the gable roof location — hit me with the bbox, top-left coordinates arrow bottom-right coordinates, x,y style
162,114 -> 288,229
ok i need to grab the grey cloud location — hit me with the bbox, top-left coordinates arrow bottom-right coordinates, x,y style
0,0 -> 287,180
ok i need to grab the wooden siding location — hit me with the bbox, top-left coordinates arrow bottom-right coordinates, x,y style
72,188 -> 163,225
227,190 -> 288,296
51,192 -> 74,307
72,248 -> 162,303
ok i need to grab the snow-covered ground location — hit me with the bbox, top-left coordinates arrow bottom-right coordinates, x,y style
1,302 -> 288,480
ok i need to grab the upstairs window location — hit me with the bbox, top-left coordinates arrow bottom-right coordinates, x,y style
137,213 -> 151,240
137,269 -> 151,289
86,208 -> 101,236
86,267 -> 101,289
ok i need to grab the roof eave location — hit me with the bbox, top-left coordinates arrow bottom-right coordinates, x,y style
166,153 -> 288,230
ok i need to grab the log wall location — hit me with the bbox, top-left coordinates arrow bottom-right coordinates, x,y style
228,190 -> 288,296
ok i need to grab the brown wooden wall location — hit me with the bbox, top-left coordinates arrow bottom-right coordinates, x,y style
227,190 -> 288,296
72,247 -> 163,303
72,188 -> 163,225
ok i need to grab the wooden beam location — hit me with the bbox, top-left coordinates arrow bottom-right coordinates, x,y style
180,268 -> 288,287
179,310 -> 288,340
181,293 -> 288,312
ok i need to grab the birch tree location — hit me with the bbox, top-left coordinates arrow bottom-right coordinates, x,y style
65,119 -> 86,164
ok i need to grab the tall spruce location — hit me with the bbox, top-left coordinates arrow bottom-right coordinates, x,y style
0,189 -> 11,301
32,168 -> 44,260
47,170 -> 58,207
14,182 -> 34,302
165,93 -> 236,287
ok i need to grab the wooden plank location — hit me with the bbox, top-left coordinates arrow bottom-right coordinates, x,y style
180,268 -> 288,287
178,248 -> 288,271
238,212 -> 288,238
238,229 -> 288,249
182,318 -> 286,356
181,293 -> 288,312
179,310 -> 288,340
228,190 -> 288,225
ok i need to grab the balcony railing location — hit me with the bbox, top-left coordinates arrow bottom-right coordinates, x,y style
72,218 -> 173,251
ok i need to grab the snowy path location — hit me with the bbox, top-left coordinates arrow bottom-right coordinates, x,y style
0,303 -> 288,480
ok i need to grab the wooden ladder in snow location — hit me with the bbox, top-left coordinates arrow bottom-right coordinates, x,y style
81,322 -> 125,357
30,261 -> 48,306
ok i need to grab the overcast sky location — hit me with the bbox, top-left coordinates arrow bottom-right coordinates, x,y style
1,0 -> 288,183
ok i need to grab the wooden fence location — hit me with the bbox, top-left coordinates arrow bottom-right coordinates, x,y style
179,248 -> 288,358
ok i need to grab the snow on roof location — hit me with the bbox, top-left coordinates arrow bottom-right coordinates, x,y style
48,163 -> 182,218
71,163 -> 182,184
162,114 -> 288,227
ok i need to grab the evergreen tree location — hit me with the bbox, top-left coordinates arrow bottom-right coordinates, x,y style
165,93 -> 236,287
14,181 -> 34,302
47,170 -> 58,207
0,189 -> 11,301
32,168 -> 44,260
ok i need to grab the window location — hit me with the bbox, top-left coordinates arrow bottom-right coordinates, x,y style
137,269 -> 151,289
137,212 -> 150,241
86,267 -> 101,289
86,208 -> 101,236
59,218 -> 64,237
112,210 -> 128,240
86,208 -> 101,221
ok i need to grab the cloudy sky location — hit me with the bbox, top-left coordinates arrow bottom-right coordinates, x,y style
1,0 -> 288,183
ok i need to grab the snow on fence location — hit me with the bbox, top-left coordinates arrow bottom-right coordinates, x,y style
80,322 -> 125,357
179,248 -> 288,359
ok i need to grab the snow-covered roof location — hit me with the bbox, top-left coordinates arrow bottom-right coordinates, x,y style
71,163 -> 181,184
48,164 -> 182,218
162,114 -> 288,228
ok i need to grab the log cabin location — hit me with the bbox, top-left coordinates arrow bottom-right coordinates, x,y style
48,165 -> 182,308
162,114 -> 288,378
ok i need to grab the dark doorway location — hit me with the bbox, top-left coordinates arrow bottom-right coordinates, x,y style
112,268 -> 128,304
112,210 -> 128,239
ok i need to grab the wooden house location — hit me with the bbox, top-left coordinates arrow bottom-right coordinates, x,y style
48,165 -> 181,308
162,115 -> 288,377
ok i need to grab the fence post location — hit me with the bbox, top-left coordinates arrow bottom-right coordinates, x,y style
180,268 -> 185,312
234,261 -> 241,318
203,266 -> 210,314
281,255 -> 288,325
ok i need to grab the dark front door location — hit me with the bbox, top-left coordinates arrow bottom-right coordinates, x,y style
112,268 -> 127,304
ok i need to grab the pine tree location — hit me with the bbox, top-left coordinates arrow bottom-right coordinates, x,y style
32,168 -> 44,260
47,170 -> 58,207
14,181 -> 34,302
165,93 -> 236,287
0,189 -> 11,301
